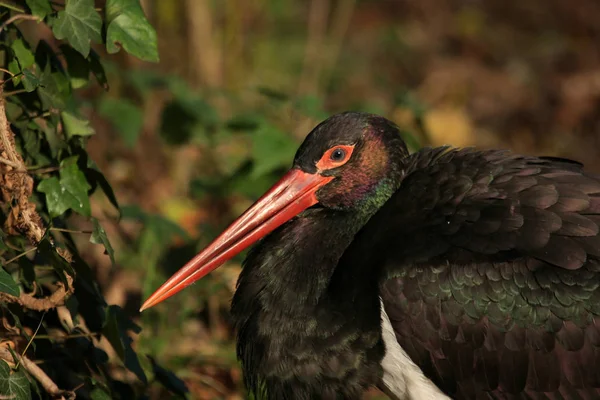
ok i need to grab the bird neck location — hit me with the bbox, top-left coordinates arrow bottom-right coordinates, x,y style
231,207 -> 387,399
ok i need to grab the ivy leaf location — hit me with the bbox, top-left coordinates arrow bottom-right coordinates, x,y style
26,0 -> 53,19
90,219 -> 115,266
85,162 -> 120,212
0,361 -> 31,400
105,0 -> 159,62
61,110 -> 95,138
102,306 -> 147,384
59,157 -> 92,216
98,97 -> 143,147
22,69 -> 40,92
0,268 -> 19,297
38,177 -> 71,217
12,39 -> 35,69
37,239 -> 75,284
38,67 -> 70,110
89,50 -> 109,90
37,157 -> 91,217
61,45 -> 90,89
52,0 -> 102,57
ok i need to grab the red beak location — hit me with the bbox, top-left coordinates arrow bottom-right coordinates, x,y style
140,169 -> 333,311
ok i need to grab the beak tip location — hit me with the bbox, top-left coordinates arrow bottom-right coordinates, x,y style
139,300 -> 153,312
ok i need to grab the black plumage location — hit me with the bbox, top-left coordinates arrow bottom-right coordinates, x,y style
373,148 -> 600,398
142,112 -> 600,400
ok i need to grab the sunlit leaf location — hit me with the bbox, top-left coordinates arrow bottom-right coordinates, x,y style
61,110 -> 95,138
26,0 -> 53,19
37,177 -> 69,217
0,361 -> 31,400
52,0 -> 102,57
11,39 -> 35,69
0,268 -> 19,297
105,0 -> 159,62
37,157 -> 91,217
98,97 -> 143,147
59,157 -> 92,216
90,219 -> 115,266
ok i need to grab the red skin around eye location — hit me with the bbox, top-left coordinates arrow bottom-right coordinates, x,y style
316,144 -> 356,170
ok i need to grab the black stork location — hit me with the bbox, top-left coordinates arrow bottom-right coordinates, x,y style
141,112 -> 600,400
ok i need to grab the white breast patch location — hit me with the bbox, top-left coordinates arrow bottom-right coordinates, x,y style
379,299 -> 450,400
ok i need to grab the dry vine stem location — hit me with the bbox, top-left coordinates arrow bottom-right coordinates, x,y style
0,346 -> 75,400
0,84 -> 75,397
0,86 -> 74,308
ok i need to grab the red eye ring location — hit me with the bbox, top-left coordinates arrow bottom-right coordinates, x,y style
316,144 -> 355,170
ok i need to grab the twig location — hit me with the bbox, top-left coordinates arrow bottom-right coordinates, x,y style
2,246 -> 36,265
2,89 -> 28,97
0,68 -> 15,77
50,227 -> 93,234
0,347 -> 74,400
14,312 -> 44,370
0,86 -> 75,311
0,14 -> 41,35
0,155 -> 23,170
0,1 -> 25,13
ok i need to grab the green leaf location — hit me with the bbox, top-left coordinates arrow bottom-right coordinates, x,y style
11,39 -> 35,69
98,97 -> 143,147
0,361 -> 31,400
59,157 -> 92,216
90,219 -> 115,266
148,356 -> 189,397
89,50 -> 109,90
85,162 -> 120,212
38,68 -> 70,110
26,0 -> 53,19
0,268 -> 19,297
90,388 -> 112,400
105,0 -> 159,62
52,0 -> 102,57
38,177 -> 68,217
21,69 -> 40,92
37,157 -> 92,217
102,305 -> 147,384
61,110 -> 95,138
251,124 -> 297,178
37,239 -> 75,283
61,45 -> 90,89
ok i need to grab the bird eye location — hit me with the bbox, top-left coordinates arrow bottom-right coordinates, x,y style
316,144 -> 355,170
330,148 -> 346,161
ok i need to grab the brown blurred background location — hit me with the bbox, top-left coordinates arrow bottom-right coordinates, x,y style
69,0 -> 600,398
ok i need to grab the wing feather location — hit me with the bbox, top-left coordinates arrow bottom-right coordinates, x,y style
353,148 -> 600,398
